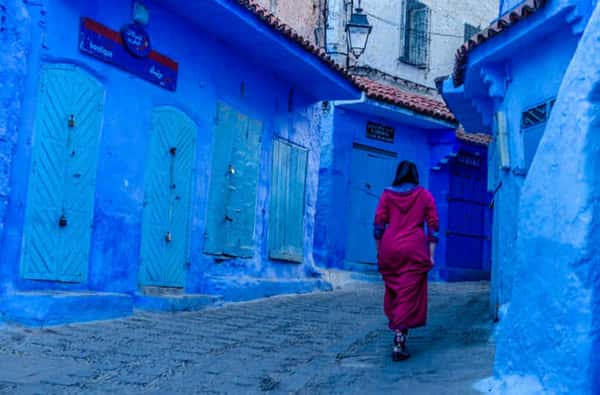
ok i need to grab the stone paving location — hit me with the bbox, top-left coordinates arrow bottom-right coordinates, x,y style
0,281 -> 495,394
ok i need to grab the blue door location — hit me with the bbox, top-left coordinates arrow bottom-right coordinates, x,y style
445,150 -> 490,278
346,144 -> 397,265
139,107 -> 196,287
21,64 -> 105,282
204,102 -> 262,258
269,139 -> 308,262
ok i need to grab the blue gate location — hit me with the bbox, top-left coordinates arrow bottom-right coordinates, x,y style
21,64 -> 105,283
445,149 -> 491,280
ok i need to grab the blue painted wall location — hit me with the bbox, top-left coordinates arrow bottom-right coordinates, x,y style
493,4 -> 600,392
0,1 -> 31,290
314,105 -> 458,275
0,0 -> 351,308
442,0 -> 594,317
442,0 -> 600,392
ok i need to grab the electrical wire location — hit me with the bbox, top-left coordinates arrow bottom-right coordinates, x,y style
365,11 -> 475,39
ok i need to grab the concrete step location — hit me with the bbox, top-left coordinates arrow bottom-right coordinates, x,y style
134,293 -> 223,312
0,291 -> 133,327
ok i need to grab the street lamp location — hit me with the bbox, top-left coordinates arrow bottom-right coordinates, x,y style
345,1 -> 373,59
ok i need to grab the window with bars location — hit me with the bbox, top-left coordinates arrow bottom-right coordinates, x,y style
400,0 -> 430,69
521,99 -> 555,171
464,23 -> 481,42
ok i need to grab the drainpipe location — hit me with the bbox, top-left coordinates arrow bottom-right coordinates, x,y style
332,91 -> 366,107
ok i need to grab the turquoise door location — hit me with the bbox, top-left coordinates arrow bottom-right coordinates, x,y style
346,144 -> 397,265
269,139 -> 308,262
139,107 -> 197,287
21,64 -> 105,282
204,102 -> 262,258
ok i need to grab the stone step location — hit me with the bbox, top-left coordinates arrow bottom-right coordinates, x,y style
133,293 -> 223,312
0,291 -> 133,327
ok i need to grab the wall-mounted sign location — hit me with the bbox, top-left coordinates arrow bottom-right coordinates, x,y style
366,122 -> 395,143
456,153 -> 481,168
121,23 -> 151,58
79,17 -> 178,91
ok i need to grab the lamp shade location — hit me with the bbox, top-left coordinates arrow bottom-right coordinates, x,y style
345,8 -> 372,58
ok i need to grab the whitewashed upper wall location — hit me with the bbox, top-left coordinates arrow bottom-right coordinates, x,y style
328,0 -> 499,88
254,0 -> 324,44
499,0 -> 525,14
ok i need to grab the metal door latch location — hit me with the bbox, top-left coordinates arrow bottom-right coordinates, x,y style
58,215 -> 68,227
68,115 -> 75,128
227,164 -> 235,175
165,232 -> 172,243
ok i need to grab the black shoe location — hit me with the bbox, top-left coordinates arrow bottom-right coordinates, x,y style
392,331 -> 410,361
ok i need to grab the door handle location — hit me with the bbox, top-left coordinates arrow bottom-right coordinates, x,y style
58,215 -> 68,227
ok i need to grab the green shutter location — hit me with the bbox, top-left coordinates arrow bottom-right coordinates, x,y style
268,139 -> 308,263
204,102 -> 262,258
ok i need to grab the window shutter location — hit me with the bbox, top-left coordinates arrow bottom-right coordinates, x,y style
268,139 -> 308,263
401,0 -> 430,68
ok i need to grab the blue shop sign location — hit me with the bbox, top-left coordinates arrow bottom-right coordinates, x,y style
79,17 -> 178,91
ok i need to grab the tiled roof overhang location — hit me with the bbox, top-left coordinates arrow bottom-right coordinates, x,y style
452,0 -> 547,87
456,129 -> 493,146
353,77 -> 457,124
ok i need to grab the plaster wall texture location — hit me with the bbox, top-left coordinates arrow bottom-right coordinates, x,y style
327,0 -> 498,88
493,4 -> 600,393
0,0 -> 332,302
313,106 -> 436,271
254,0 -> 323,45
487,25 -> 579,315
0,1 -> 30,263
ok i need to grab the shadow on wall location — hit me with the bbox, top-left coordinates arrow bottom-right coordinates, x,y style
588,81 -> 600,395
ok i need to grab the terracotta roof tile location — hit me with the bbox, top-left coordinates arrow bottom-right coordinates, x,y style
453,0 -> 547,86
353,76 -> 457,123
234,1 -> 456,123
456,128 -> 493,146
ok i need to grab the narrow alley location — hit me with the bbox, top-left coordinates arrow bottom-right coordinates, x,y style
0,281 -> 494,394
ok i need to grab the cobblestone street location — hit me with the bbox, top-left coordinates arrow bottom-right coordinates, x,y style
0,281 -> 494,394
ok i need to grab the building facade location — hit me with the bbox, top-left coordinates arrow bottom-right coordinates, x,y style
0,0 -> 359,326
440,0 -> 599,392
314,78 -> 492,281
325,0 -> 498,90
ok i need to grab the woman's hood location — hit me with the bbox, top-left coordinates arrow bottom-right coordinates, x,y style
385,186 -> 424,214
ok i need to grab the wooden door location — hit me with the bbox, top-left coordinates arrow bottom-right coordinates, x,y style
204,102 -> 262,258
345,144 -> 397,265
269,139 -> 308,262
21,64 -> 105,282
139,107 -> 196,287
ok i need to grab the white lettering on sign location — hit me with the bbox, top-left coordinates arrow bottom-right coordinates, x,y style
149,65 -> 164,80
89,41 -> 113,58
125,29 -> 144,47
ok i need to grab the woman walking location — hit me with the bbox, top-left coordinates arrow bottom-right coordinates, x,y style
373,161 -> 439,361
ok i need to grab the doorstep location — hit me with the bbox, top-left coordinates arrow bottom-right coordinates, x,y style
134,289 -> 223,312
197,276 -> 333,302
0,291 -> 134,327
